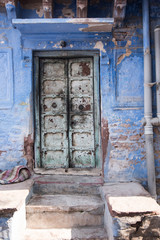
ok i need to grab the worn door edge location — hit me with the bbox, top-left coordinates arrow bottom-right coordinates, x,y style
33,50 -> 102,170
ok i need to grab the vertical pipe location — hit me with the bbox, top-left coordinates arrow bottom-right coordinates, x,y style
154,27 -> 160,119
143,0 -> 157,198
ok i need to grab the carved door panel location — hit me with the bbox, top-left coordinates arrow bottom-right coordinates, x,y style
40,57 -> 95,168
68,58 -> 95,167
40,59 -> 69,168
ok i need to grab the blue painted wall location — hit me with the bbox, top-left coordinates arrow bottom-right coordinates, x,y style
0,0 -> 160,193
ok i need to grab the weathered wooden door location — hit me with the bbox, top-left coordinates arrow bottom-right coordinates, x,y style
38,56 -> 99,169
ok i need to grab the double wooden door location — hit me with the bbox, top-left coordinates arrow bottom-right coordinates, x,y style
38,56 -> 99,169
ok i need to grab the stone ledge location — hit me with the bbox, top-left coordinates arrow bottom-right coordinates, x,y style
0,179 -> 34,240
101,182 -> 160,217
100,182 -> 160,240
34,168 -> 102,176
0,179 -> 34,216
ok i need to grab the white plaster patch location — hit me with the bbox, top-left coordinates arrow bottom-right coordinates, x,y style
94,41 -> 106,54
52,42 -> 62,49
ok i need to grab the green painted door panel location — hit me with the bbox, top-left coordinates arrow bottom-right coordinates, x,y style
68,58 -> 95,168
39,57 -> 96,169
40,59 -> 69,168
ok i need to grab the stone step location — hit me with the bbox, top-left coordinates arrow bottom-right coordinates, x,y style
25,227 -> 108,240
26,194 -> 104,229
33,175 -> 103,195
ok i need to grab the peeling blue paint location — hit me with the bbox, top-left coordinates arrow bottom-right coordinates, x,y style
0,1 -> 159,197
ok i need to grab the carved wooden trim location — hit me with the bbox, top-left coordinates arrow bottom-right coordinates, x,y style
42,0 -> 53,18
77,0 -> 88,18
113,0 -> 127,25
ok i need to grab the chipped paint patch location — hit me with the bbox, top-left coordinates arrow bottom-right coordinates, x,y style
80,23 -> 113,32
0,151 -> 7,156
112,37 -> 118,46
52,42 -> 62,49
94,41 -> 106,54
19,102 -> 29,106
117,40 -> 132,65
144,47 -> 150,55
36,8 -> 43,18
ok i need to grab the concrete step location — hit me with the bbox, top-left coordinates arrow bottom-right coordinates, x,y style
25,227 -> 108,240
33,175 -> 103,195
26,194 -> 104,229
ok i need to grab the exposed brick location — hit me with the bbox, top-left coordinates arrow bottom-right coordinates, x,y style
118,135 -> 128,141
129,134 -> 141,141
120,124 -> 131,128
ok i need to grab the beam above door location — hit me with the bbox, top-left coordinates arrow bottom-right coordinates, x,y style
12,18 -> 114,34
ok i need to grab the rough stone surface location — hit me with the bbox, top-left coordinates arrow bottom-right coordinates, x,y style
26,194 -> 104,228
101,182 -> 160,216
101,182 -> 150,197
101,182 -> 160,240
108,196 -> 160,217
113,215 -> 160,240
25,227 -> 108,240
27,194 -> 104,213
0,179 -> 33,240
33,174 -> 103,195
0,179 -> 33,214
34,168 -> 102,176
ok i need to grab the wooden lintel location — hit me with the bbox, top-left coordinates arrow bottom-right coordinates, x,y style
77,0 -> 88,18
42,0 -> 53,18
113,0 -> 127,24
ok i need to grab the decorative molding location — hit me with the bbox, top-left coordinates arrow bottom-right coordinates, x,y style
113,0 -> 127,26
77,0 -> 88,18
0,49 -> 13,109
42,0 -> 53,18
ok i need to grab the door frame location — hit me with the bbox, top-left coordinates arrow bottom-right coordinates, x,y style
33,50 -> 102,169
